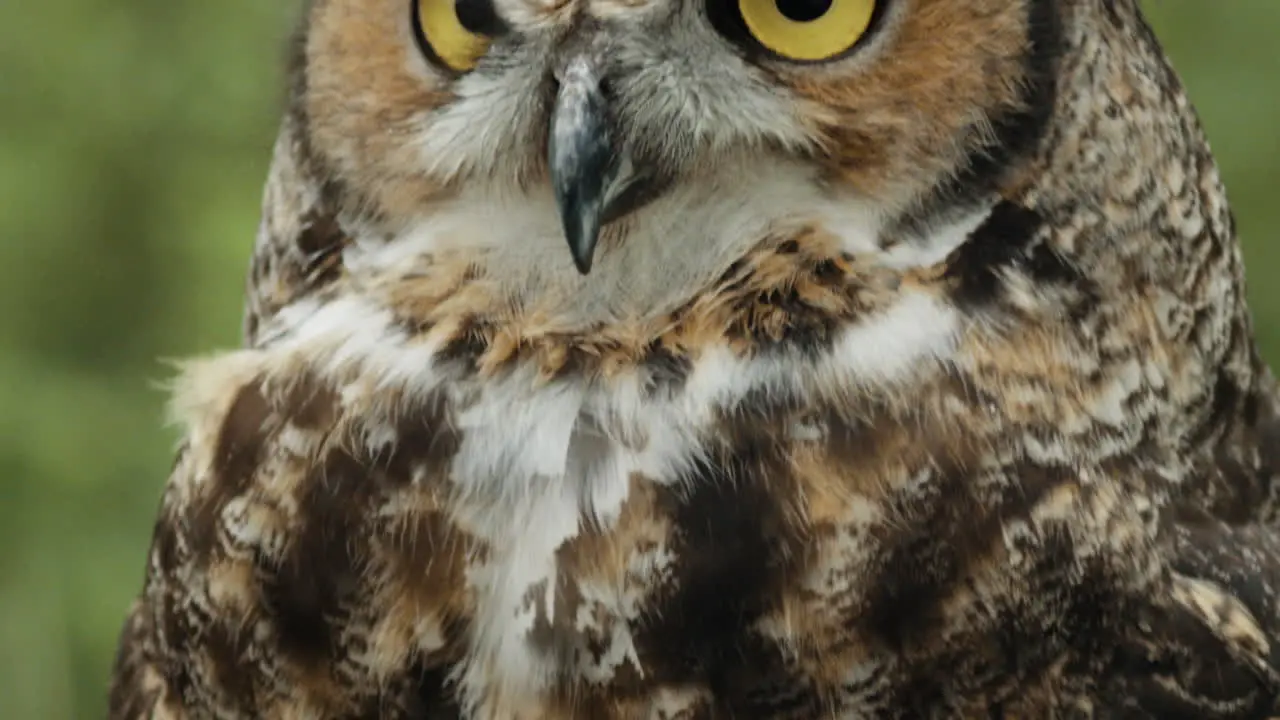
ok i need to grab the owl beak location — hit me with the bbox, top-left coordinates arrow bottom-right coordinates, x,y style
549,56 -> 619,275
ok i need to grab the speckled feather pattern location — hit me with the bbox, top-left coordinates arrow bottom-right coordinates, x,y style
111,0 -> 1280,718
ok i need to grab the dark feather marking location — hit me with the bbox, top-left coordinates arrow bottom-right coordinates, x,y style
212,382 -> 274,497
404,663 -> 465,719
190,383 -> 276,558
159,588 -> 198,708
202,617 -> 259,713
1197,367 -> 1280,522
257,392 -> 460,678
434,316 -> 489,368
869,464 -> 1131,713
942,201 -> 1041,308
262,445 -> 372,665
858,460 -> 1045,654
639,416 -> 807,696
941,200 -> 1088,312
1107,582 -> 1279,717
296,210 -> 349,287
379,393 -> 461,482
287,375 -> 340,431
108,608 -> 161,718
1165,512 -> 1280,670
642,341 -> 694,396
151,485 -> 184,577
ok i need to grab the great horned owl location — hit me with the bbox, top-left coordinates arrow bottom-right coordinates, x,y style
109,0 -> 1280,717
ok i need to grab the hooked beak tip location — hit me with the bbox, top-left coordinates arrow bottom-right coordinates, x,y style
561,208 -> 599,275
549,58 -> 615,276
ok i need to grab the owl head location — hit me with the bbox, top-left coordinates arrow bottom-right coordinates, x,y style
277,0 -> 1059,320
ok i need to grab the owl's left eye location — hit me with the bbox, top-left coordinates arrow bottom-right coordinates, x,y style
412,0 -> 503,73
733,0 -> 880,62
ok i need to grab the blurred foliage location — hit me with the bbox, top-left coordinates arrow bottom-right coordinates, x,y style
0,2 -> 1276,718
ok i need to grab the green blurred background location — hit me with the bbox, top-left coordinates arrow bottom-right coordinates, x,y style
0,2 -> 1276,718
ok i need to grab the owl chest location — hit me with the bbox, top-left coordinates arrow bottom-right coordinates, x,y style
431,365 -> 1158,718
363,286 -> 974,705
437,375 -> 913,705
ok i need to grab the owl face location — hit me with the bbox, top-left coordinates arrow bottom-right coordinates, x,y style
299,0 -> 1054,275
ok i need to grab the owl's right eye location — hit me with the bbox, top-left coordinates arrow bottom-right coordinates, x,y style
412,0 -> 503,73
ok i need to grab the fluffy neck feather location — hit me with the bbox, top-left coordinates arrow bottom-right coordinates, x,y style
341,151 -> 983,332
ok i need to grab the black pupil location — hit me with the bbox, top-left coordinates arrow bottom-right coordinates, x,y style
455,0 -> 500,35
775,0 -> 832,22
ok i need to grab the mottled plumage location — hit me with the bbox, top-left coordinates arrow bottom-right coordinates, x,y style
110,0 -> 1280,717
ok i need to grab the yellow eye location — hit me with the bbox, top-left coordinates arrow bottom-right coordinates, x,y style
413,0 -> 497,73
738,0 -> 877,62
